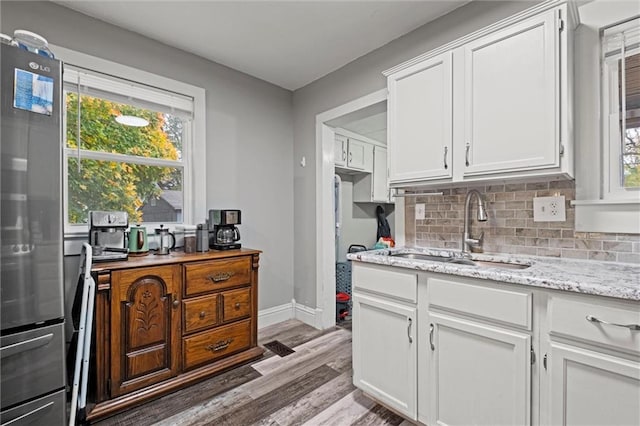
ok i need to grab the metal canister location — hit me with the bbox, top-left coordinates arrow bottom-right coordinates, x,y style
196,224 -> 209,252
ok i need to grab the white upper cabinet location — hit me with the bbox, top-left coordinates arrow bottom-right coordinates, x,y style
387,52 -> 453,184
353,146 -> 391,203
334,134 -> 347,167
460,9 -> 559,177
385,3 -> 574,186
334,134 -> 374,173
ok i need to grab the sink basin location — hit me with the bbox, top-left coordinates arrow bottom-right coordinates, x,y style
388,252 -> 531,270
389,253 -> 451,262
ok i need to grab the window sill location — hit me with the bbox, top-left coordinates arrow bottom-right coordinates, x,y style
572,199 -> 640,233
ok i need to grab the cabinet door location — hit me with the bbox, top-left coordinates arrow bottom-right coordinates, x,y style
110,265 -> 181,397
372,146 -> 389,202
549,342 -> 640,426
388,51 -> 452,183
352,292 -> 417,419
334,135 -> 347,167
347,138 -> 367,170
462,9 -> 559,176
428,312 -> 531,426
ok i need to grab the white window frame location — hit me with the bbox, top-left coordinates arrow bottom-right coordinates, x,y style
572,1 -> 640,234
53,45 -> 206,249
601,17 -> 640,201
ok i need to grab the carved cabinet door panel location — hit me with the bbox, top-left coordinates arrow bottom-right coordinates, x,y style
110,265 -> 181,397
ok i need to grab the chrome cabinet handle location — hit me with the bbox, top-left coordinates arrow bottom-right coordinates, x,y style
407,318 -> 413,343
429,323 -> 435,350
465,143 -> 470,167
342,150 -> 346,161
543,353 -> 547,370
586,315 -> 640,331
349,152 -> 352,163
443,146 -> 448,170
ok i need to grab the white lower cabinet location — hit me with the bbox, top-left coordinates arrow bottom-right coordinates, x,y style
351,262 -> 640,426
427,312 -> 531,426
549,342 -> 640,426
545,294 -> 640,426
352,292 -> 417,419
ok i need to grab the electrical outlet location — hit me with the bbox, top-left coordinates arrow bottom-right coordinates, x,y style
533,196 -> 566,222
415,203 -> 426,220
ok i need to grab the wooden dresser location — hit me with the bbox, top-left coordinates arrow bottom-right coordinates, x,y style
87,249 -> 263,422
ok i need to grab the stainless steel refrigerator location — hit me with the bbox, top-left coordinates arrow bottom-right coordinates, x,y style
0,44 -> 66,425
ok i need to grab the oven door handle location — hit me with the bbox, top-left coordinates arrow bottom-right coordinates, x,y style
0,333 -> 53,359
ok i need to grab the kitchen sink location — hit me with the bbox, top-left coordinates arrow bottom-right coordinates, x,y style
389,253 -> 452,262
388,252 -> 531,269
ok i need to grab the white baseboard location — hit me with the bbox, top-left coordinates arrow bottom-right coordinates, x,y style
258,302 -> 293,329
258,300 -> 324,330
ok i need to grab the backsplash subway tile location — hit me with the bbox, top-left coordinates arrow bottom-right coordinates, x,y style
404,180 -> 640,264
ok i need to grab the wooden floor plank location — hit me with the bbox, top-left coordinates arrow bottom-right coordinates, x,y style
213,365 -> 340,425
351,403 -> 407,426
301,389 -> 377,426
95,364 -> 261,426
257,370 -> 356,426
252,328 -> 350,375
245,335 -> 352,399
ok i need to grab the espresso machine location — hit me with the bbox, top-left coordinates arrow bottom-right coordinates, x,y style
89,211 -> 129,261
209,209 -> 241,250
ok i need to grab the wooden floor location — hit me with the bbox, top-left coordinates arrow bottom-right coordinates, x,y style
95,319 -> 410,426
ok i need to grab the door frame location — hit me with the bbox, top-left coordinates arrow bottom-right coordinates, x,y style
314,88 -> 403,330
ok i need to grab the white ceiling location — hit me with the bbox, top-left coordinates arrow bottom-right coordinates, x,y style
55,1 -> 470,91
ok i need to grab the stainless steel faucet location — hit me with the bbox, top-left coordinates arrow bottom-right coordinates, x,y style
462,189 -> 488,256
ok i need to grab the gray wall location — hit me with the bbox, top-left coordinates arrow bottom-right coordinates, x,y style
336,174 -> 394,262
292,1 -> 536,306
1,1 -> 295,312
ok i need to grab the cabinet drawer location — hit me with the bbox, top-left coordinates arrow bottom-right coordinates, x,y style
427,277 -> 532,330
352,263 -> 417,303
183,294 -> 219,334
549,296 -> 640,355
184,257 -> 251,296
222,287 -> 251,323
183,319 -> 251,370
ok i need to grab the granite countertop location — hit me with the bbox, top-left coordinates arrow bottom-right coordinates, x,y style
346,247 -> 640,301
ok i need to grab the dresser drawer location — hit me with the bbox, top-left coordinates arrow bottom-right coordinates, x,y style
221,287 -> 251,323
184,257 -> 251,296
183,319 -> 251,370
549,296 -> 640,355
427,276 -> 532,330
183,294 -> 219,334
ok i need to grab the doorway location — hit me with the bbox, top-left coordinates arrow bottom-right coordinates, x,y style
314,89 -> 405,330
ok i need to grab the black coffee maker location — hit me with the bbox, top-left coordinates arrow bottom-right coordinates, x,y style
209,209 -> 241,250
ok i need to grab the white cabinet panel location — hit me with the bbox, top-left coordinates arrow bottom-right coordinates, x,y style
462,9 -> 559,176
372,146 -> 389,202
347,138 -> 367,170
352,292 -> 417,419
334,135 -> 347,167
549,342 -> 640,426
388,51 -> 452,183
428,312 -> 531,426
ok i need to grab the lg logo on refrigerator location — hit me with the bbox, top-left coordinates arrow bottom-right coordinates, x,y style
29,61 -> 50,72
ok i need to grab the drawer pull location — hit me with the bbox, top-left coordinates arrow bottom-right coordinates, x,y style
235,302 -> 241,310
208,272 -> 234,283
199,311 -> 206,319
407,318 -> 413,343
586,315 -> 640,331
206,338 -> 234,352
429,323 -> 435,351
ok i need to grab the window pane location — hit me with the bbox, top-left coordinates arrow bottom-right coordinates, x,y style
65,93 -> 183,161
67,157 -> 183,224
624,126 -> 640,187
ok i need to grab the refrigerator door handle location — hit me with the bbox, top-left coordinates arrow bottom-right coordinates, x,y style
0,333 -> 53,359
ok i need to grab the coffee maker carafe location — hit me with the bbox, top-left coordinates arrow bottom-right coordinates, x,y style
209,209 -> 241,250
